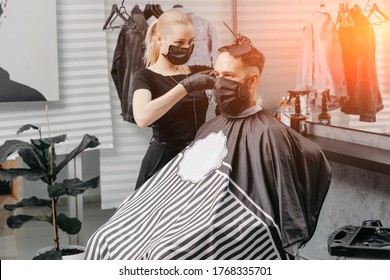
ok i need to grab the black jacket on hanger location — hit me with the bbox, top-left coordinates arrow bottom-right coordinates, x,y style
111,5 -> 148,122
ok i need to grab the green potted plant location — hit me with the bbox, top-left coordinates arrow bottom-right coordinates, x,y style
0,124 -> 100,260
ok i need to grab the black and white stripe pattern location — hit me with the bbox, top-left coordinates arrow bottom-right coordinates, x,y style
85,148 -> 286,260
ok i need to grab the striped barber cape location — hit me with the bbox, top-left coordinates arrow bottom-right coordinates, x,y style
84,110 -> 331,260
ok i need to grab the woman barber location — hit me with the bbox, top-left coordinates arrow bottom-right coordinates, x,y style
131,9 -> 215,190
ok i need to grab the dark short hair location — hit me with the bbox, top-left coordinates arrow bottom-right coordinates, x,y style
218,44 -> 265,74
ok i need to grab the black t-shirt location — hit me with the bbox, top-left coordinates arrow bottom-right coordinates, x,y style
131,65 -> 212,143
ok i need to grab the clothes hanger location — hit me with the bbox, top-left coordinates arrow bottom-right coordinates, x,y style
336,3 -> 343,26
347,0 -> 361,11
119,0 -> 137,27
144,2 -> 162,20
156,4 -> 164,15
366,2 -> 389,25
172,0 -> 183,8
103,2 -> 135,30
143,2 -> 156,20
103,4 -> 127,30
336,3 -> 354,28
363,0 -> 373,13
118,1 -> 131,18
152,1 -> 164,18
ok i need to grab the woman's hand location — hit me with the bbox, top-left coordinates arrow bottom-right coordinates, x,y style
179,71 -> 215,94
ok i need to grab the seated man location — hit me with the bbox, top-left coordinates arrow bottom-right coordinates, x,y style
84,36 -> 331,260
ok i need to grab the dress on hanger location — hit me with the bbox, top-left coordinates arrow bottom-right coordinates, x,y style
339,5 -> 383,122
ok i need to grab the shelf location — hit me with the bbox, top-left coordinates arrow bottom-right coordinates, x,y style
306,134 -> 390,175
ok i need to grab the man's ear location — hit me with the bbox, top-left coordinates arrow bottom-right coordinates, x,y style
249,74 -> 259,89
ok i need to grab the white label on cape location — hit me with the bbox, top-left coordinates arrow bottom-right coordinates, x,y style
177,130 -> 228,183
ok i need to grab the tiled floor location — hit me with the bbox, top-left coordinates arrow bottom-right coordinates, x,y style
0,200 -> 116,260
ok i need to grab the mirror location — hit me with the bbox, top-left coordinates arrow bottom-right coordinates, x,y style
240,0 -> 389,135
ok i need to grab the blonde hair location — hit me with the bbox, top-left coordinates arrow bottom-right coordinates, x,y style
144,9 -> 193,67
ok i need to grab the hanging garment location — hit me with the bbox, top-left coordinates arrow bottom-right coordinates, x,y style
339,6 -> 383,122
174,6 -> 219,67
84,110 -> 331,260
296,6 -> 348,111
111,5 -> 148,122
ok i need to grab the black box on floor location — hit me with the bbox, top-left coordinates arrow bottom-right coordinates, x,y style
328,222 -> 390,259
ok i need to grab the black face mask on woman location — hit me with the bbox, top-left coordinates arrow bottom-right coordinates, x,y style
162,44 -> 194,65
214,75 -> 253,116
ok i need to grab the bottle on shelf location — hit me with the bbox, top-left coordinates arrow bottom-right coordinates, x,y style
288,90 -> 307,135
281,94 -> 295,126
318,89 -> 331,125
275,96 -> 287,121
302,91 -> 313,121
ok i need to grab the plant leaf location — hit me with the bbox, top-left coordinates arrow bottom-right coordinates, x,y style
0,167 -> 46,181
57,213 -> 81,235
18,147 -> 48,173
6,215 -> 34,228
0,140 -> 31,163
30,139 -> 51,150
64,176 -> 100,196
17,124 -> 39,135
46,134 -> 67,145
53,134 -> 100,176
6,214 -> 51,229
4,196 -> 52,211
33,249 -> 62,260
31,134 -> 67,150
47,182 -> 67,198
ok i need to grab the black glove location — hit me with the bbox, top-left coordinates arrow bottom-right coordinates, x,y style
179,71 -> 215,93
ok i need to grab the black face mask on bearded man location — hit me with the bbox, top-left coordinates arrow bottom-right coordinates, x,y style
214,75 -> 253,116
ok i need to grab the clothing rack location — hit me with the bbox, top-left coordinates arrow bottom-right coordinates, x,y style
336,1 -> 388,27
